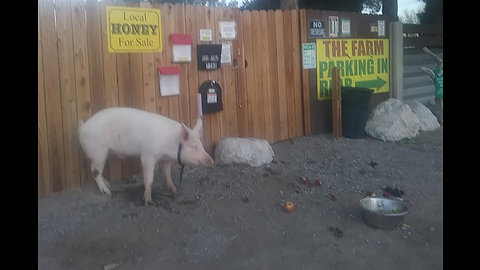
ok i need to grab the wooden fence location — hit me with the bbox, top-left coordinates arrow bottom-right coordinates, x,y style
38,0 -> 304,196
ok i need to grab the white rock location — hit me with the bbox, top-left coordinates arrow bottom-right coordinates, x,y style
406,101 -> 440,131
214,137 -> 274,167
365,98 -> 420,141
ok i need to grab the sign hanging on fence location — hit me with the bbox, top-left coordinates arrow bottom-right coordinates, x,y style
106,6 -> 163,53
316,38 -> 389,100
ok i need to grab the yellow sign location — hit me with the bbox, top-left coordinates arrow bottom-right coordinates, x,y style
316,38 -> 389,100
106,6 -> 162,53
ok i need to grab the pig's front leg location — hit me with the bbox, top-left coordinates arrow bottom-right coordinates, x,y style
163,161 -> 177,194
142,156 -> 156,206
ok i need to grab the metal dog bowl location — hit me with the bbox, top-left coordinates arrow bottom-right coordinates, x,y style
360,197 -> 409,229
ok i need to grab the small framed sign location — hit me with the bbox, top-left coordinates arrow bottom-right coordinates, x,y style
308,20 -> 326,38
197,44 -> 222,70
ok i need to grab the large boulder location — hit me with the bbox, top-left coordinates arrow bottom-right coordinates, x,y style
406,100 -> 440,131
214,137 -> 274,167
365,98 -> 420,141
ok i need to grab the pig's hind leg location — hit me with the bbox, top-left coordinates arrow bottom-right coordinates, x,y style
90,148 -> 111,195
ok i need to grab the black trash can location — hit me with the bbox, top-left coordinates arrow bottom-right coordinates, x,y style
341,87 -> 374,138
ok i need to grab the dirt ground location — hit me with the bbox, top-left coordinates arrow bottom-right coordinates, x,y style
38,127 -> 443,270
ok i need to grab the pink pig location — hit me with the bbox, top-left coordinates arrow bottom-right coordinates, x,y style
78,107 -> 214,205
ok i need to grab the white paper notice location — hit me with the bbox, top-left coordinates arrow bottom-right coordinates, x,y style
341,18 -> 350,37
219,21 -> 236,39
159,74 -> 180,96
221,43 -> 232,64
199,29 -> 212,41
172,44 -> 191,62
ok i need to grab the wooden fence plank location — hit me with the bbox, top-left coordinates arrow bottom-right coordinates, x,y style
251,10 -> 265,139
259,10 -> 274,142
174,3 -> 191,127
40,0 -> 66,192
207,6 -> 222,152
299,9 -> 311,136
267,10 -> 280,142
71,0 -> 92,186
163,3 -> 180,122
283,10 -> 296,138
222,8 -> 238,138
86,0 -> 106,114
101,0 -> 122,181
291,10 -> 303,137
155,2 -> 168,116
38,9 -> 50,196
234,9 -> 249,138
275,9 -> 288,141
140,1 -> 157,114
195,6 -> 213,154
185,4 -> 200,123
56,0 -> 81,189
225,8 -> 238,138
242,10 -> 256,138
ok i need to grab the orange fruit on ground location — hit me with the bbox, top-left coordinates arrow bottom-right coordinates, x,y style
284,201 -> 295,212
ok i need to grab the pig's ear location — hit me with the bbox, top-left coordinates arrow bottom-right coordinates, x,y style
192,117 -> 203,135
180,124 -> 189,143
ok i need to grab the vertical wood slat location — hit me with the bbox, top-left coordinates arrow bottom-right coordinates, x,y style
56,0 -> 81,189
275,9 -> 288,141
259,10 -> 274,143
38,7 -> 50,196
267,10 -> 280,143
185,5 -> 200,123
242,10 -> 256,138
283,10 -> 296,139
291,10 -> 303,138
195,6 -> 212,154
141,0 -> 157,114
251,10 -> 265,139
174,3 -> 191,127
234,9 -> 249,138
101,0 -> 122,181
162,3 -> 179,122
86,0 -> 106,114
208,7 -> 222,152
71,0 -> 92,186
221,8 -> 238,139
155,2 -> 168,116
40,0 -> 66,192
300,9 -> 311,136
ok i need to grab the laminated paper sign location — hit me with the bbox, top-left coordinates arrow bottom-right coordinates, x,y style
219,21 -> 236,39
171,34 -> 192,62
158,66 -> 181,96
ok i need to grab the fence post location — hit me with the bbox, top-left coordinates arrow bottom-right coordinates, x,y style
331,67 -> 342,140
389,21 -> 403,100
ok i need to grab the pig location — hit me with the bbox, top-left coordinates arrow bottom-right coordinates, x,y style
78,107 -> 214,205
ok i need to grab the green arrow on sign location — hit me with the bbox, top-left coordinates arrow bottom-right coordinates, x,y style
355,76 -> 387,90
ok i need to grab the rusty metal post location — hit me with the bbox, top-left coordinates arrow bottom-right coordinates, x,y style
332,67 -> 342,140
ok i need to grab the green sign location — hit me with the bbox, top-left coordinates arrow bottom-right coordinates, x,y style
434,67 -> 443,98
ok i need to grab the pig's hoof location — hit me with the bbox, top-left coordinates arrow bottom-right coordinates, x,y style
168,185 -> 177,194
144,199 -> 153,206
99,185 -> 111,195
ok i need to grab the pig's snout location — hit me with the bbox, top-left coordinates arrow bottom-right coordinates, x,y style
203,155 -> 215,168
